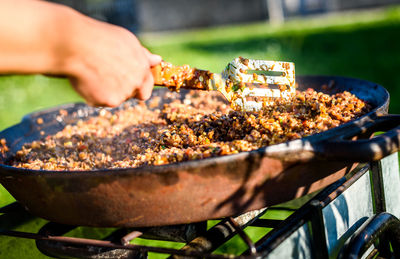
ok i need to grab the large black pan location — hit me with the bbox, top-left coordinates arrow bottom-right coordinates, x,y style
0,76 -> 399,227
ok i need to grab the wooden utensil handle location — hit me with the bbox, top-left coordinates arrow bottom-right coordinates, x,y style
151,64 -> 164,86
151,62 -> 211,90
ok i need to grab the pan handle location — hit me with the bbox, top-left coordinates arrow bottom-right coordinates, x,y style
313,114 -> 400,162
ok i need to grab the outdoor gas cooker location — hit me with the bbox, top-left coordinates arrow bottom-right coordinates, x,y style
0,75 -> 399,228
0,75 -> 400,258
1,154 -> 400,258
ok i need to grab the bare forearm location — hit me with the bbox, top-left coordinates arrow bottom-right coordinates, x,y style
0,0 -> 161,107
0,0 -> 79,75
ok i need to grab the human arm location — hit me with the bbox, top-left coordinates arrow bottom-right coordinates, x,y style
0,0 -> 161,106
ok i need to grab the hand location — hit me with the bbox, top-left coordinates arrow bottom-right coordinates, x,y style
65,17 -> 162,107
0,1 -> 161,107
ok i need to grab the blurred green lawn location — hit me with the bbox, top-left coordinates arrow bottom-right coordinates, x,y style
1,6 -> 400,259
1,6 -> 400,134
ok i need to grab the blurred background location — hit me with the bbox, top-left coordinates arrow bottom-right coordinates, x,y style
1,0 -> 400,133
1,0 -> 400,258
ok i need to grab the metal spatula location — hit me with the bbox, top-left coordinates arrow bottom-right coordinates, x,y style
151,57 -> 295,111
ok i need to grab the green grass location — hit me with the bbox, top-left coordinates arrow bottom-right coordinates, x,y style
142,7 -> 400,113
1,6 -> 400,258
0,75 -> 82,131
1,7 -> 400,130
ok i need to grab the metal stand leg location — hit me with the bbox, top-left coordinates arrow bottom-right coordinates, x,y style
339,212 -> 400,259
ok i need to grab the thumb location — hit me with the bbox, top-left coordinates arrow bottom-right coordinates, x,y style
143,47 -> 162,67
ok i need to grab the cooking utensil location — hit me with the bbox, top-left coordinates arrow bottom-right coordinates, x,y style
0,76 -> 399,227
151,58 -> 295,111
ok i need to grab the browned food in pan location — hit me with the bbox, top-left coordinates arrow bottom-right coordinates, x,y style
8,88 -> 370,170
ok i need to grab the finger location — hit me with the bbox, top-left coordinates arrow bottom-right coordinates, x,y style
143,47 -> 162,67
148,54 -> 162,67
134,71 -> 154,100
69,77 -> 97,106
